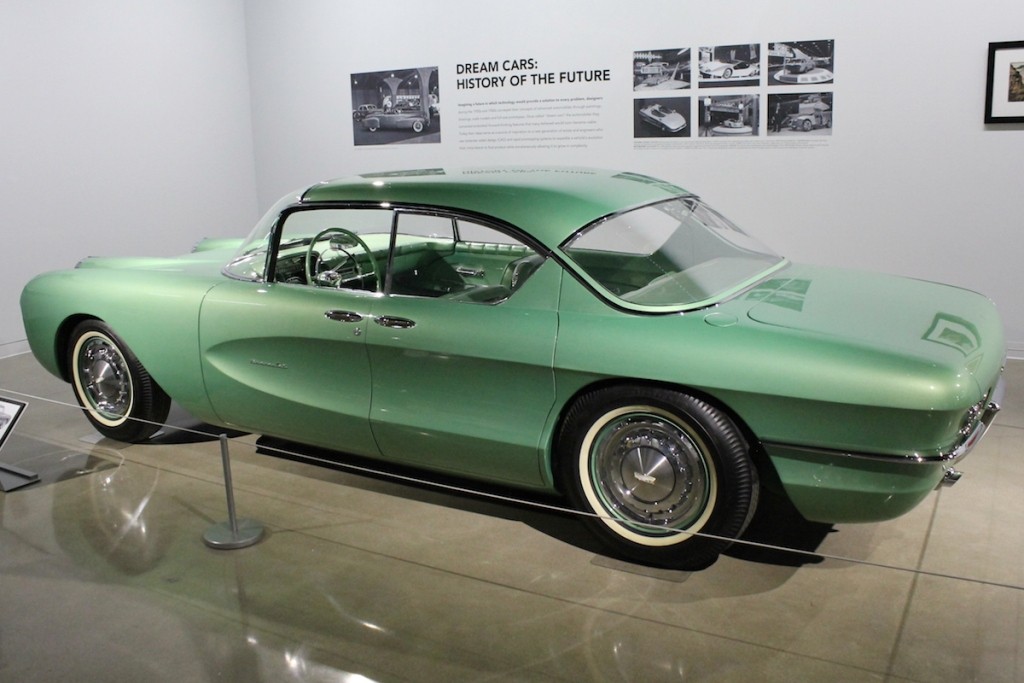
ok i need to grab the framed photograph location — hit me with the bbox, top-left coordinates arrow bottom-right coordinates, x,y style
351,66 -> 440,146
985,41 -> 1024,123
0,398 -> 26,451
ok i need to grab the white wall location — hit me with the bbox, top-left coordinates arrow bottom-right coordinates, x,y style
3,1 -> 1022,358
244,0 -> 1024,356
0,0 -> 259,356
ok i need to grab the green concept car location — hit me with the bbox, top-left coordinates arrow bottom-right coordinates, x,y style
20,168 -> 1005,569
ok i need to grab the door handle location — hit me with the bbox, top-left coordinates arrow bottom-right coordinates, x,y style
325,310 -> 363,323
375,315 -> 416,329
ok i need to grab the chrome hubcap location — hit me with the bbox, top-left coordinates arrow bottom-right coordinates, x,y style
78,336 -> 131,420
591,414 -> 710,533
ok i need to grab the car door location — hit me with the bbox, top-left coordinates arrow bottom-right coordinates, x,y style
198,206 -> 393,456
365,210 -> 560,488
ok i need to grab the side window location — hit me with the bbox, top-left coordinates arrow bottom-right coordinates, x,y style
395,213 -> 455,240
389,212 -> 544,304
457,221 -> 522,245
275,208 -> 392,291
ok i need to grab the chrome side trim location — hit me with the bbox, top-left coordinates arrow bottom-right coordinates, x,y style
764,373 -> 1005,467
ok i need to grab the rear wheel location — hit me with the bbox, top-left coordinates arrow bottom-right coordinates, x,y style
558,386 -> 758,570
68,320 -> 171,442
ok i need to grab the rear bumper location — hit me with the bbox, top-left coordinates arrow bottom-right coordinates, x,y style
763,372 -> 1005,524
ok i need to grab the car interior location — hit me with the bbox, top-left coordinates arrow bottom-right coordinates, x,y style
272,210 -> 546,305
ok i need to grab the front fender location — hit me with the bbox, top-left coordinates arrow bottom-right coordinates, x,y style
20,268 -> 221,423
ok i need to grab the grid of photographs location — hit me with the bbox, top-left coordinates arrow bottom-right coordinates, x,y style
633,40 -> 834,140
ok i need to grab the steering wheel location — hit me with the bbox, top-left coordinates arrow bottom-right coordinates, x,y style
304,227 -> 381,291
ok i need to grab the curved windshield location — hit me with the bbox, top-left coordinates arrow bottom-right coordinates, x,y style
223,189 -> 305,281
561,197 -> 784,310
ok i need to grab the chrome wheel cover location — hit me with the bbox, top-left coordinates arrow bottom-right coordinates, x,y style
74,332 -> 133,424
583,407 -> 716,542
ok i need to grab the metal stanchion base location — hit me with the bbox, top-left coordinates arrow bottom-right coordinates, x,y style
203,433 -> 265,550
0,463 -> 40,492
203,518 -> 265,550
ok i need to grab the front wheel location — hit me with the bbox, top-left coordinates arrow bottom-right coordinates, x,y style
557,386 -> 758,570
68,320 -> 171,442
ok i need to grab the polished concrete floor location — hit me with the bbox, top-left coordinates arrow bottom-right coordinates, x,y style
0,352 -> 1022,682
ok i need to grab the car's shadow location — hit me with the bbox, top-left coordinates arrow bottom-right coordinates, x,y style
725,487 -> 833,567
252,436 -> 832,572
147,404 -> 249,445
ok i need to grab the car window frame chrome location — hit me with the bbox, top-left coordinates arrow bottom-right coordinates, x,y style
231,199 -> 555,299
556,195 -> 788,315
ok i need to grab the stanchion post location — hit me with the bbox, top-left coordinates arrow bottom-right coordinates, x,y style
203,434 -> 265,549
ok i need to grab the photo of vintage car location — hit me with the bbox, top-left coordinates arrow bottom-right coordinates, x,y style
699,59 -> 760,80
351,104 -> 380,120
363,110 -> 429,133
638,103 -> 687,133
19,168 -> 1005,570
789,110 -> 832,130
783,56 -> 817,74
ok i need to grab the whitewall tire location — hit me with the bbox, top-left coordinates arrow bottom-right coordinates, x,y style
558,386 -> 758,569
68,320 -> 170,442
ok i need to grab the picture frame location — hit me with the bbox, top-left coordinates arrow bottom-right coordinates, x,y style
985,41 -> 1024,123
0,398 -> 27,451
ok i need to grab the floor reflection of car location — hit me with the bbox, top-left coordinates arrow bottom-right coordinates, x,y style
700,59 -> 759,79
363,110 -> 429,133
639,104 -> 687,133
352,104 -> 380,121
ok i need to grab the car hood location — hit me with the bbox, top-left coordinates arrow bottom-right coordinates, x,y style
743,264 -> 1004,390
74,246 -> 238,277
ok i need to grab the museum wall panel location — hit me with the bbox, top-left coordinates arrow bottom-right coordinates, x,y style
2,1 -> 1022,357
243,0 -> 1024,356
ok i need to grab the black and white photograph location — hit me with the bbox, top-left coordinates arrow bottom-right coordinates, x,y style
986,41 -> 1024,122
767,92 -> 833,135
699,94 -> 759,136
768,40 -> 835,85
697,44 -> 761,87
634,97 -> 691,138
0,398 -> 26,451
351,67 -> 440,146
633,48 -> 690,91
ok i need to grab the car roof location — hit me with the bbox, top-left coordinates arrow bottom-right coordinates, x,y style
300,167 -> 694,248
